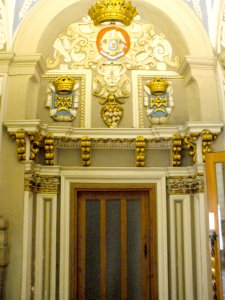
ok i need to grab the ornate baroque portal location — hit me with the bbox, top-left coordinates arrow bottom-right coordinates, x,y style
2,0 -> 225,299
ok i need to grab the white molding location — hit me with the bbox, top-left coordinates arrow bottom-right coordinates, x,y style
169,194 -> 194,300
34,194 -> 57,300
21,191 -> 33,300
59,168 -> 169,300
193,193 -> 212,300
4,120 -> 223,137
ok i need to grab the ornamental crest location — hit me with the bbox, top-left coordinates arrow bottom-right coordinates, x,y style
96,26 -> 130,60
144,77 -> 174,125
46,76 -> 79,122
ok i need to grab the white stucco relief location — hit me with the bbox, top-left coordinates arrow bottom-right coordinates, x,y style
46,17 -> 180,72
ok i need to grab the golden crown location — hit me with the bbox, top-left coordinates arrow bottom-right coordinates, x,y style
53,76 -> 76,94
88,0 -> 138,26
146,77 -> 168,95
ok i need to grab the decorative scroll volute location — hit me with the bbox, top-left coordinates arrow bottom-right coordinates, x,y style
184,133 -> 199,163
29,133 -> 43,160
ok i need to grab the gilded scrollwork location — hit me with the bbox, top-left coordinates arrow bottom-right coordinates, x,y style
184,133 -> 199,163
28,133 -> 43,160
46,20 -> 179,71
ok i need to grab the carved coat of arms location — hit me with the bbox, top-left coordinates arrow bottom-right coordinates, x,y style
46,76 -> 79,122
144,77 -> 174,125
96,26 -> 130,60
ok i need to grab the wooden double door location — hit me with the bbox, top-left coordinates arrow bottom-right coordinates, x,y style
71,187 -> 157,300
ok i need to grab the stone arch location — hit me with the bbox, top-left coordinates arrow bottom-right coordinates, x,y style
12,0 -> 213,58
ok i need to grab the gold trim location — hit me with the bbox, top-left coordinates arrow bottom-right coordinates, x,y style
184,133 -> 199,163
202,129 -> 218,162
81,136 -> 91,166
135,136 -> 145,167
172,134 -> 183,166
45,133 -> 55,165
24,172 -> 60,194
88,0 -> 138,26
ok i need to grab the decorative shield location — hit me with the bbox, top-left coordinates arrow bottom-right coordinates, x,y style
50,91 -> 77,122
144,78 -> 174,125
97,26 -> 130,60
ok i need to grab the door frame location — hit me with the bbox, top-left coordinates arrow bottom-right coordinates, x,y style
59,168 -> 168,300
70,185 -> 157,300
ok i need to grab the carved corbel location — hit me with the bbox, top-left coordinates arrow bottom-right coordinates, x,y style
202,129 -> 218,162
136,136 -> 145,167
81,136 -> 91,166
184,133 -> 199,163
44,133 -> 55,165
172,134 -> 183,166
13,129 -> 26,161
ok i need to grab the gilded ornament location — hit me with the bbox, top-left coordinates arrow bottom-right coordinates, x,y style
146,77 -> 168,96
45,134 -> 55,165
88,0 -> 138,26
201,129 -> 217,162
15,129 -> 26,161
184,133 -> 199,164
135,136 -> 145,167
53,76 -> 76,94
172,134 -> 183,167
28,133 -> 43,160
99,94 -> 123,128
167,174 -> 204,195
81,136 -> 91,166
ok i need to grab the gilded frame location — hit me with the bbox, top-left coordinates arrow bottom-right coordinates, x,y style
205,151 -> 225,300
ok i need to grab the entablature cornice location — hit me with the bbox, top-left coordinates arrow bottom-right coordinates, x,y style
4,120 -> 223,139
4,119 -> 223,167
9,54 -> 46,78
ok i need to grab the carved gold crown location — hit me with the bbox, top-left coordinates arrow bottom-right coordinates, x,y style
88,0 -> 138,26
146,77 -> 168,95
53,76 -> 76,94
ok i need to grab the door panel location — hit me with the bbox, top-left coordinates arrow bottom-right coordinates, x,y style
71,188 -> 157,300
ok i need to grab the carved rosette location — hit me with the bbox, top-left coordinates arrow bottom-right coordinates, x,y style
167,174 -> 204,195
24,173 -> 60,194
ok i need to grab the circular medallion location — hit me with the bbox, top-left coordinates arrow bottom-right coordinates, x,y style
97,26 -> 130,60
